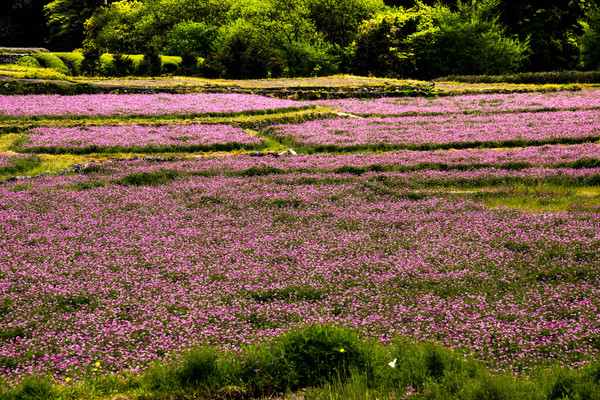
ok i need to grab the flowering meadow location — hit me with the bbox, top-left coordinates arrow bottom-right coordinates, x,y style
22,124 -> 264,153
266,110 -> 600,151
0,91 -> 599,390
0,93 -> 306,118
311,90 -> 600,116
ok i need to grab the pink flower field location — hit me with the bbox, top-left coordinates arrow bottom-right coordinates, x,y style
1,161 -> 599,382
266,110 -> 600,150
22,124 -> 264,153
1,90 -> 600,386
0,93 -> 305,118
312,91 -> 600,116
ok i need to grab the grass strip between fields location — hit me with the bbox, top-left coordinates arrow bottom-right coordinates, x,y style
3,324 -> 600,400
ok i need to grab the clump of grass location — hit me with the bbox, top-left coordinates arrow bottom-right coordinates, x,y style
0,154 -> 41,177
283,324 -> 374,388
235,166 -> 284,177
32,53 -> 70,75
470,181 -> 600,212
114,169 -> 181,186
15,56 -> 41,68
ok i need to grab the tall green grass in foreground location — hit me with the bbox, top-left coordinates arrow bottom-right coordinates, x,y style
2,324 -> 600,400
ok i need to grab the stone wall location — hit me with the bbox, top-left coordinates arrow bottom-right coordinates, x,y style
0,54 -> 26,64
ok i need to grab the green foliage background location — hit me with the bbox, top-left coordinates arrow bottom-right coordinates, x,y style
1,0 -> 600,78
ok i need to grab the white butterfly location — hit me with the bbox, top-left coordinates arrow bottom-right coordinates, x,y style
388,358 -> 397,368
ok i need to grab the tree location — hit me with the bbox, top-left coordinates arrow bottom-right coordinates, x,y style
305,0 -> 385,48
84,0 -> 146,53
422,0 -> 529,77
0,0 -> 49,47
44,0 -> 104,50
213,0 -> 338,78
582,5 -> 600,70
497,0 -> 589,71
351,3 -> 438,78
137,46 -> 163,76
164,21 -> 219,57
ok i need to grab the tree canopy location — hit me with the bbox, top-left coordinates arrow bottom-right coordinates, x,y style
1,0 -> 599,77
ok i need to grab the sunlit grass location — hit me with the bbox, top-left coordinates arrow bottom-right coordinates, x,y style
0,64 -> 71,80
0,133 -> 24,152
464,183 -> 600,212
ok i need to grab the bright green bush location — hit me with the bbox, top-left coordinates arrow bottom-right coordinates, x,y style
83,0 -> 147,54
207,19 -> 285,79
352,0 -> 527,79
32,52 -> 70,75
351,3 -> 438,78
54,52 -> 84,75
161,55 -> 182,74
16,56 -> 42,68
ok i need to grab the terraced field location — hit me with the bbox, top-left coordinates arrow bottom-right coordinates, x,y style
0,90 -> 599,393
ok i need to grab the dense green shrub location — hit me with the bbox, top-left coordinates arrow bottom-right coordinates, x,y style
165,21 -> 218,57
137,46 -> 163,76
306,0 -> 385,48
351,0 -> 527,79
80,45 -> 103,76
177,347 -> 228,391
32,52 -> 70,75
107,53 -> 135,77
84,0 -> 230,54
207,20 -> 283,79
178,50 -> 200,76
83,0 -> 148,54
282,324 -> 373,387
16,56 -> 41,68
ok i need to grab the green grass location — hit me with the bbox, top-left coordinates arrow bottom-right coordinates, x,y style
3,324 -> 600,400
0,64 -> 71,81
470,183 -> 600,213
